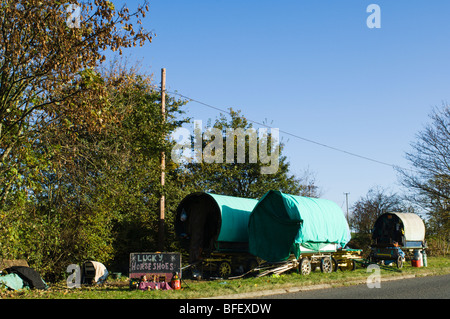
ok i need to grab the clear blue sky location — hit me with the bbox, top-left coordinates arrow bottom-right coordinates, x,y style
112,1 -> 450,211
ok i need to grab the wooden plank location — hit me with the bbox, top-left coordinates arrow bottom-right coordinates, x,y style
0,259 -> 29,270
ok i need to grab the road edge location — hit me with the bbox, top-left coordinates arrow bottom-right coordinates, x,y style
203,273 -> 422,299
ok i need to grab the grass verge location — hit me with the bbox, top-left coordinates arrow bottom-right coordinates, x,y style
1,256 -> 449,299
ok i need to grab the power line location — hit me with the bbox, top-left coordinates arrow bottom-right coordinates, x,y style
162,89 -> 417,173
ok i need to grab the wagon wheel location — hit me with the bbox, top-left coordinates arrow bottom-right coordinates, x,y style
217,261 -> 232,278
396,256 -> 403,269
320,256 -> 333,273
299,257 -> 311,276
339,259 -> 356,271
331,257 -> 339,272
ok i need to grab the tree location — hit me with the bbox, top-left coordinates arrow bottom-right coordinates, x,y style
350,186 -> 407,234
180,109 -> 320,199
0,0 -> 152,206
397,103 -> 450,255
348,186 -> 409,252
0,64 -> 190,278
0,0 -> 154,277
95,67 -> 190,269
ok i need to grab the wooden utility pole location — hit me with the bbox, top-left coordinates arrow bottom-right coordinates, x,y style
158,68 -> 166,251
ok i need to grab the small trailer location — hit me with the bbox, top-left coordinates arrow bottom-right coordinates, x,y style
296,243 -> 339,275
369,212 -> 426,268
193,251 -> 259,279
295,246 -> 363,275
369,246 -> 406,268
231,245 -> 363,278
246,244 -> 339,278
332,248 -> 364,271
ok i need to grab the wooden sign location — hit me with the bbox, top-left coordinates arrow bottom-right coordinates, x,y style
129,252 -> 181,281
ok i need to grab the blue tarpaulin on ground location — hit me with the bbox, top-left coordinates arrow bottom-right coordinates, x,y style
0,273 -> 25,290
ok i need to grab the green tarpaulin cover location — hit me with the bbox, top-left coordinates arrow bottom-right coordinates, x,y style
248,190 -> 351,262
175,192 -> 258,263
208,193 -> 259,243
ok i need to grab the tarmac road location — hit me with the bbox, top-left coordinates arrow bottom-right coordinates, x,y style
256,274 -> 450,299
